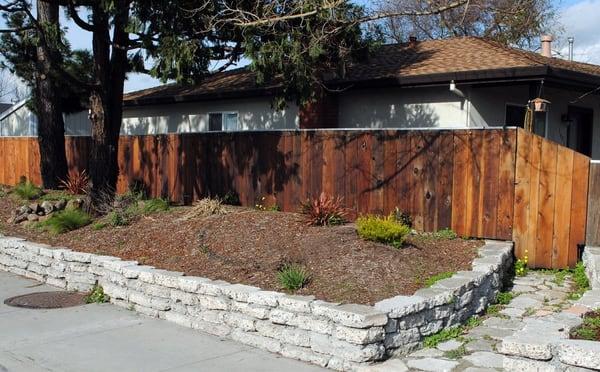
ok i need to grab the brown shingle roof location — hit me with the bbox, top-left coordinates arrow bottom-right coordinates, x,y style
124,37 -> 600,105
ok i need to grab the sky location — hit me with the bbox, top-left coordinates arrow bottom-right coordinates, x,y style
3,0 -> 600,96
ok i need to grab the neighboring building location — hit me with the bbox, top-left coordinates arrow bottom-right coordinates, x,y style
0,103 -> 12,114
2,37 -> 600,158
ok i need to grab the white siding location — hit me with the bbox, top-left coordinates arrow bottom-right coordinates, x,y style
0,103 -> 37,136
121,97 -> 299,135
338,86 -> 471,129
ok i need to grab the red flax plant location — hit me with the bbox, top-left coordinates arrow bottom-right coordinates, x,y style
301,192 -> 347,226
59,170 -> 90,195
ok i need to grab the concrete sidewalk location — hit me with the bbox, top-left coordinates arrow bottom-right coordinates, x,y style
0,271 -> 325,372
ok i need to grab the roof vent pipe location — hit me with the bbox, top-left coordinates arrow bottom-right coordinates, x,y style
568,37 -> 574,61
541,35 -> 553,58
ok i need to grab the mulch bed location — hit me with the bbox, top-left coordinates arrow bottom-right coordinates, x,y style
0,195 -> 482,305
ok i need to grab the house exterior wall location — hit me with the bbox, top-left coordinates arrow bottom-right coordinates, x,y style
0,103 -> 37,136
121,97 -> 299,135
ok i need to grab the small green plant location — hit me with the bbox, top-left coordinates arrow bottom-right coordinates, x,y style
84,284 -> 109,304
142,198 -> 170,214
301,192 -> 347,226
92,222 -> 108,231
423,326 -> 464,348
356,214 -> 411,249
37,209 -> 92,234
444,344 -> 467,359
392,207 -> 413,228
568,262 -> 590,300
39,190 -> 76,202
515,250 -> 529,276
496,291 -> 516,305
432,228 -> 458,240
13,180 -> 43,200
466,315 -> 483,328
571,310 -> 600,341
277,264 -> 310,291
222,191 -> 240,206
107,210 -> 131,227
255,196 -> 279,211
424,271 -> 455,287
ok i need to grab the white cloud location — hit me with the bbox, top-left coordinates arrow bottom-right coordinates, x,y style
559,0 -> 600,64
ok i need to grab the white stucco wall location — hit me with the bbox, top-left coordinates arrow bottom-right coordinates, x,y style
121,97 -> 299,135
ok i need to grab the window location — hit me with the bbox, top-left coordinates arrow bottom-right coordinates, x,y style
505,104 -> 547,137
208,112 -> 238,131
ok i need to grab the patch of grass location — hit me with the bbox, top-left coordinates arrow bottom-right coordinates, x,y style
466,315 -> 483,328
486,304 -> 502,316
423,326 -> 464,348
496,291 -> 516,305
443,344 -> 467,359
38,190 -> 77,202
277,264 -> 310,291
84,284 -> 109,304
571,310 -> 600,341
37,209 -> 92,234
424,271 -> 455,287
431,228 -> 458,240
142,198 -> 170,214
568,262 -> 590,300
356,214 -> 411,249
13,180 -> 43,200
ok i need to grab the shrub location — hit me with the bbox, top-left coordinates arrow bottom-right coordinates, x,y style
84,284 -> 109,304
424,271 -> 454,287
13,180 -> 43,200
301,192 -> 347,226
277,264 -> 310,291
222,191 -> 240,206
107,210 -> 133,227
59,170 -> 90,195
38,209 -> 92,234
181,197 -> 227,220
142,198 -> 170,214
356,214 -> 411,248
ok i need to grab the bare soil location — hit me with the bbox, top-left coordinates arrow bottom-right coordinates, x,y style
0,194 -> 482,305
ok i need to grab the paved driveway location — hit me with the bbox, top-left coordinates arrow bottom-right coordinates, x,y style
0,271 -> 325,372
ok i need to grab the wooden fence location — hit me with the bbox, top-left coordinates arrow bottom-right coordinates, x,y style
0,128 -> 591,269
586,162 -> 600,247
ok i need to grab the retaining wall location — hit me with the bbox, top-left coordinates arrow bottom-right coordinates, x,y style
0,235 -> 512,371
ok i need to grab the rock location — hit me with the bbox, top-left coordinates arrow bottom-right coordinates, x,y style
463,351 -> 504,369
406,357 -> 459,371
41,201 -> 54,214
26,214 -> 39,222
18,205 -> 32,215
54,199 -> 67,211
12,213 -> 28,224
28,203 -> 40,213
556,340 -> 600,370
358,359 -> 409,372
465,339 -> 495,352
436,340 -> 464,352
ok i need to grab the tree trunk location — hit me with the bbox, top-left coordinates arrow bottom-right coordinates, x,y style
88,2 -> 130,211
35,0 -> 68,188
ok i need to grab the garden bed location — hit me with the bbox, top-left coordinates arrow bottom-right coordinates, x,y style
0,188 -> 481,305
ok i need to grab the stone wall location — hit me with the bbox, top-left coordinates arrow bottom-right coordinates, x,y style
583,245 -> 600,289
0,235 -> 512,371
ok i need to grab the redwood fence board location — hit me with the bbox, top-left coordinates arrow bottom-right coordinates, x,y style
0,128 -> 592,269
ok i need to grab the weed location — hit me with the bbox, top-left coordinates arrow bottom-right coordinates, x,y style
13,180 -> 43,200
301,192 -> 347,226
277,264 -> 310,291
37,209 -> 92,234
424,272 -> 455,287
38,190 -> 76,202
59,170 -> 90,195
356,214 -> 411,249
486,304 -> 502,315
523,307 -> 536,317
568,262 -> 590,300
515,251 -> 529,276
444,345 -> 467,359
84,284 -> 109,304
255,196 -> 279,211
142,198 -> 170,214
496,291 -> 516,305
466,316 -> 483,328
181,198 -> 227,220
392,207 -> 413,228
571,310 -> 600,341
